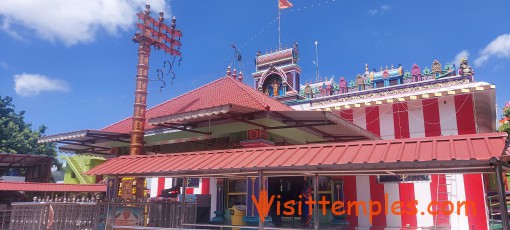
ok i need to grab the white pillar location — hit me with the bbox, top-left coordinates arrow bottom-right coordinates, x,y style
149,178 -> 158,197
209,178 -> 218,220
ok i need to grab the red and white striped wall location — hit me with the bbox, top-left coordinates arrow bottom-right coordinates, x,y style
337,94 -> 489,229
149,177 -> 211,196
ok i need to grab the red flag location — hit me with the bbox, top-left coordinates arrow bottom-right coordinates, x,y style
278,0 -> 293,9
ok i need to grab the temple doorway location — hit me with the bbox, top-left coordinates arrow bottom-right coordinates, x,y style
267,176 -> 304,226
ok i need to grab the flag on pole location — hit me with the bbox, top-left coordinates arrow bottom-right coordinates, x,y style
278,0 -> 293,9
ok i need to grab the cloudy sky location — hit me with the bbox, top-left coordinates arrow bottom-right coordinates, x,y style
1,0 -> 509,135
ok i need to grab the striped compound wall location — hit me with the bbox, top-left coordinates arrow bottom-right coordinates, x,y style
335,94 -> 488,229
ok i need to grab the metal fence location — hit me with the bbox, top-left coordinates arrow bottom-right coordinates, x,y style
0,210 -> 10,230
8,201 -> 196,230
9,202 -> 103,230
132,202 -> 196,228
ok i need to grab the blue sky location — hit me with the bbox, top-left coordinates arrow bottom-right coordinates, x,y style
1,0 -> 510,136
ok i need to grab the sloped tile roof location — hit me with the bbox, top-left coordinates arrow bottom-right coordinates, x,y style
102,77 -> 292,133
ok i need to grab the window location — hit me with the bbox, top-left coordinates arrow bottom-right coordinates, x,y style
227,179 -> 247,208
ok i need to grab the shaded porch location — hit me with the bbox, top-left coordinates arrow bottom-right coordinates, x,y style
86,132 -> 510,229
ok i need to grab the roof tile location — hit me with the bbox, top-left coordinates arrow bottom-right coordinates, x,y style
103,77 -> 292,133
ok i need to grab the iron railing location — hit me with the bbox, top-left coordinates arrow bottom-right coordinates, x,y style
8,201 -> 196,230
0,210 -> 11,230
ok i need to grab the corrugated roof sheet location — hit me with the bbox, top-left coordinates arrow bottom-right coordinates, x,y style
0,182 -> 106,192
86,132 -> 509,177
102,77 -> 292,133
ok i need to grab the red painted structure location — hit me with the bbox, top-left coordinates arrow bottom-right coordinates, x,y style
87,132 -> 508,177
0,182 -> 106,192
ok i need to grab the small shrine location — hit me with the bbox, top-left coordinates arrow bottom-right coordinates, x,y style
252,43 -> 301,101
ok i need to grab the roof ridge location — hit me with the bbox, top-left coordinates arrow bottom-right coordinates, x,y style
101,77 -> 229,131
227,76 -> 292,111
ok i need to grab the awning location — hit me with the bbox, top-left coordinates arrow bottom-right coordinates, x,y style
0,182 -> 106,192
38,130 -> 131,156
86,132 -> 510,178
150,104 -> 250,125
148,108 -> 380,145
0,153 -> 52,168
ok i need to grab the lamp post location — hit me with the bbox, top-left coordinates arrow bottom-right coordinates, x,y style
130,4 -> 182,198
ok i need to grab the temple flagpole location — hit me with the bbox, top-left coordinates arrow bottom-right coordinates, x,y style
278,1 -> 281,50
277,0 -> 293,50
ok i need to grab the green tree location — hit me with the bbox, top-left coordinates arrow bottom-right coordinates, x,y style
499,102 -> 510,136
0,96 -> 62,169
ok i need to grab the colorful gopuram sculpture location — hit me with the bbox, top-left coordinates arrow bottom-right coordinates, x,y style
253,47 -> 473,100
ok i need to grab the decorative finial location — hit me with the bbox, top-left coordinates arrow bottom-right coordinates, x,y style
227,66 -> 231,77
144,3 -> 151,15
233,69 -> 237,79
158,10 -> 164,22
171,16 -> 176,29
238,72 -> 243,82
391,64 -> 394,70
380,66 -> 383,71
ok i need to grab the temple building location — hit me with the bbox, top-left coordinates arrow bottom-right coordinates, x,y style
39,44 -> 508,229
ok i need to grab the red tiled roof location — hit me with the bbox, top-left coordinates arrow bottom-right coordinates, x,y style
257,49 -> 293,65
86,132 -> 509,177
0,182 -> 106,192
102,76 -> 292,133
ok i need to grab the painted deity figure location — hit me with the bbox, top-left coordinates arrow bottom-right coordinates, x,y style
432,60 -> 442,78
322,81 -> 327,97
339,77 -> 347,94
411,64 -> 421,82
459,58 -> 474,76
272,80 -> 280,97
304,81 -> 312,99
326,81 -> 331,96
300,187 -> 313,227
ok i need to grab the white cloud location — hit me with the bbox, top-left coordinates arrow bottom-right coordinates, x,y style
380,5 -> 391,11
451,50 -> 469,66
368,4 -> 392,16
14,73 -> 70,96
474,34 -> 510,67
368,9 -> 378,16
0,0 -> 170,46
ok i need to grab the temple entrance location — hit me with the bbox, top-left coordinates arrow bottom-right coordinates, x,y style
268,176 -> 305,227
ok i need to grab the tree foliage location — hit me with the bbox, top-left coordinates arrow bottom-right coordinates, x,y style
0,96 -> 62,169
499,102 -> 510,137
